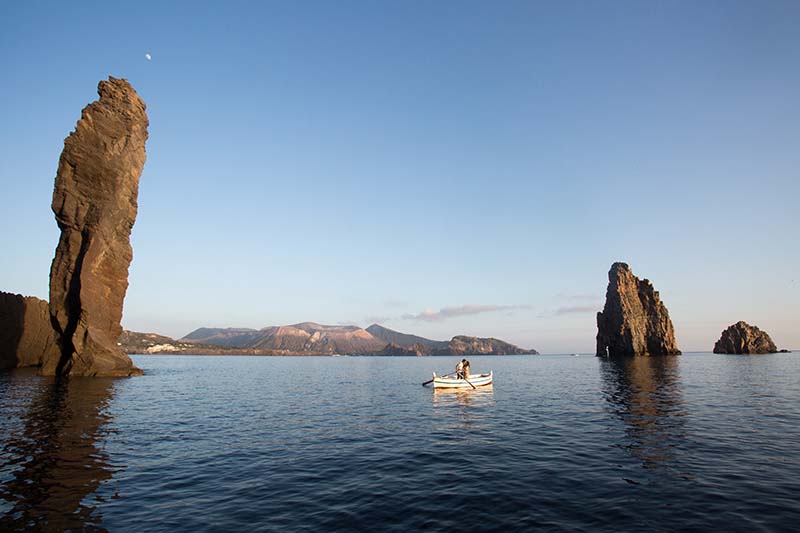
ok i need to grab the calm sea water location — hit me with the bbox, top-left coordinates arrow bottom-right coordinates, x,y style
1,353 -> 799,531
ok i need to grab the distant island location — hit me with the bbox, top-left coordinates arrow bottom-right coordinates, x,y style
120,322 -> 539,356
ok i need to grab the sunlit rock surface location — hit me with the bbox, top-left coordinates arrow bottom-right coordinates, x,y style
596,262 -> 680,356
713,321 -> 778,354
44,77 -> 148,377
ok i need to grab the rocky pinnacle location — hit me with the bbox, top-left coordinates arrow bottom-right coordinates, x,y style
596,262 -> 681,357
44,77 -> 147,376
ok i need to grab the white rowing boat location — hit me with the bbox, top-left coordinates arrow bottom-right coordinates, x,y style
429,371 -> 493,389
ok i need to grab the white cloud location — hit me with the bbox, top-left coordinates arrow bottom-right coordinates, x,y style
552,305 -> 600,316
556,292 -> 601,301
402,304 -> 530,322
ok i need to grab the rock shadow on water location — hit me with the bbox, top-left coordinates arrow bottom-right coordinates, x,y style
599,356 -> 689,474
0,373 -> 117,531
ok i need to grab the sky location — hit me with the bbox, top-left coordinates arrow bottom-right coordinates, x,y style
1,1 -> 798,353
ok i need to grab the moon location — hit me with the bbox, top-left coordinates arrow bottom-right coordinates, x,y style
145,53 -> 152,61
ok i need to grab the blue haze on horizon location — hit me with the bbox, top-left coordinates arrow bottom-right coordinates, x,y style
1,1 -> 798,353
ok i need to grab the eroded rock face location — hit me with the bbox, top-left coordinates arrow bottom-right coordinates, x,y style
596,262 -> 681,356
44,77 -> 148,377
713,321 -> 778,354
0,292 -> 61,370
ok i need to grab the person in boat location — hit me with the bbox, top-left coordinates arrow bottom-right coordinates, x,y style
462,358 -> 471,379
455,359 -> 464,379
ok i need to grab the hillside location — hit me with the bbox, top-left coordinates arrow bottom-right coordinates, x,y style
181,322 -> 386,354
180,327 -> 265,347
432,335 -> 538,355
366,324 -> 448,349
136,323 -> 538,356
119,330 -> 213,354
249,323 -> 386,354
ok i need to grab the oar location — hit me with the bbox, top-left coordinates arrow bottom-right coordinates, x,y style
422,371 -> 455,386
464,376 -> 476,390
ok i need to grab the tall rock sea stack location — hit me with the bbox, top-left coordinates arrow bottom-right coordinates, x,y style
43,77 -> 148,377
713,321 -> 778,354
596,262 -> 680,357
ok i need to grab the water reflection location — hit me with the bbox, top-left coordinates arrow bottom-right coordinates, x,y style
600,356 -> 688,471
0,375 -> 116,531
431,386 -> 495,431
432,385 -> 494,404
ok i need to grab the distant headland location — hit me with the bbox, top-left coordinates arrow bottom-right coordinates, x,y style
119,322 -> 539,356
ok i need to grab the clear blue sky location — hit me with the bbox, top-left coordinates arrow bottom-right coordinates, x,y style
1,1 -> 798,353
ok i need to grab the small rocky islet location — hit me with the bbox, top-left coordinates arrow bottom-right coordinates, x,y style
0,78 -> 792,375
713,321 -> 780,354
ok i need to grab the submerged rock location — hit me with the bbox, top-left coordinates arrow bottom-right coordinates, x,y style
713,321 -> 778,354
44,77 -> 148,377
596,262 -> 680,356
0,292 -> 61,370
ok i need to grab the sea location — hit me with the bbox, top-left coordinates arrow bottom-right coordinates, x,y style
1,353 -> 799,532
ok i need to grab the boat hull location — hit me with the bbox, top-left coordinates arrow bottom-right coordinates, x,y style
432,372 -> 493,389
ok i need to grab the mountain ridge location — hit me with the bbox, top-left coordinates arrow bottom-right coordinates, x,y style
141,322 -> 540,356
365,324 -> 449,349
